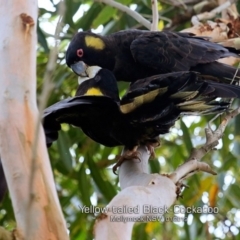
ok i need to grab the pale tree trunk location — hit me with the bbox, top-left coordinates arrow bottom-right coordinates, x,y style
0,1 -> 68,239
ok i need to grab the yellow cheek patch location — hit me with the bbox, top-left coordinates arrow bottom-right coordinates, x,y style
85,88 -> 103,96
85,36 -> 105,50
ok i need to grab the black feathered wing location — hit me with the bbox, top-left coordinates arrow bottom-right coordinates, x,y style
130,31 -> 239,79
120,72 -> 240,127
43,96 -> 121,147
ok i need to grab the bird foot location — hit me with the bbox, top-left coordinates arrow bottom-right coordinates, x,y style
146,140 -> 160,159
113,151 -> 141,174
146,144 -> 156,158
175,181 -> 189,199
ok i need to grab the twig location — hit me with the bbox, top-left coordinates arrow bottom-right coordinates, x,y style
151,0 -> 159,31
160,0 -> 192,8
189,107 -> 240,161
177,0 -> 188,10
94,0 -> 151,30
160,0 -> 199,9
191,0 -> 237,25
193,1 -> 216,14
169,159 -> 217,184
218,0 -> 239,19
169,106 -> 240,185
141,13 -> 173,29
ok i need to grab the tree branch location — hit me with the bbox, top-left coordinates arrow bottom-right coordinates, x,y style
94,146 -> 176,240
191,0 -> 237,25
151,0 -> 159,31
94,0 -> 151,30
94,145 -> 216,239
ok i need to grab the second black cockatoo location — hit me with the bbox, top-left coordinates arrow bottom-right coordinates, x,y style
43,66 -> 240,170
65,30 -> 240,83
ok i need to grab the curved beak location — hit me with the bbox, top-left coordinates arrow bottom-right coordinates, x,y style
71,61 -> 87,76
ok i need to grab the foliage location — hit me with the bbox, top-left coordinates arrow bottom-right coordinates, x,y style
1,0 -> 240,239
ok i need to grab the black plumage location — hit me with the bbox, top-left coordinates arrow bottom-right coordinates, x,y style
43,67 -> 240,152
66,29 -> 240,83
44,69 -> 121,148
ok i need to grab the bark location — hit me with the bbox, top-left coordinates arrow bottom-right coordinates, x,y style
0,1 -> 68,239
94,147 -> 177,240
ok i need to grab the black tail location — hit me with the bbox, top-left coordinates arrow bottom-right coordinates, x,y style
204,81 -> 240,98
123,71 -> 240,123
192,62 -> 240,84
176,74 -> 240,114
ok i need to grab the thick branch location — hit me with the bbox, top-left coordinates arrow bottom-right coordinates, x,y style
119,146 -> 151,189
94,147 -> 176,240
94,141 -> 217,239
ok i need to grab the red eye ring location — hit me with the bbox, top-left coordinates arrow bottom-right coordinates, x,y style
77,49 -> 84,57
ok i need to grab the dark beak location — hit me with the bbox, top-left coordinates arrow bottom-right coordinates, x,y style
71,61 -> 87,76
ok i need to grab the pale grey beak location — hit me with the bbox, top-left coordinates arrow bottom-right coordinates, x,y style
71,61 -> 87,76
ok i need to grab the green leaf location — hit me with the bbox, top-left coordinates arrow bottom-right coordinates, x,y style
180,119 -> 193,155
63,0 -> 83,28
76,3 -> 102,30
86,153 -> 116,201
78,162 -> 92,206
37,23 -> 49,53
226,184 -> 240,207
57,131 -> 73,173
92,6 -> 117,28
149,157 -> 160,173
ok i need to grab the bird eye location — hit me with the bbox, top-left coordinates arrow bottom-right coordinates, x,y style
77,49 -> 84,58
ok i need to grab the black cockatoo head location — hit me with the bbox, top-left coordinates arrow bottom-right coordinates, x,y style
66,31 -> 114,77
76,66 -> 120,102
